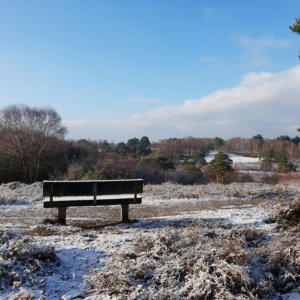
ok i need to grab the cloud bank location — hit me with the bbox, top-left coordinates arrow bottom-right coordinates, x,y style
65,65 -> 300,142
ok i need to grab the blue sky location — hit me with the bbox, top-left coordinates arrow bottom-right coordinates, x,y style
1,0 -> 300,142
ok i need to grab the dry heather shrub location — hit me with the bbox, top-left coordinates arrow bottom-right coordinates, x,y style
213,239 -> 248,265
85,225 -> 254,299
276,172 -> 300,183
257,235 -> 300,293
0,181 -> 42,205
144,182 -> 297,202
210,260 -> 252,295
238,173 -> 254,183
165,170 -> 206,185
0,195 -> 16,205
231,228 -> 265,248
0,231 -> 58,291
7,287 -> 35,300
275,198 -> 300,230
260,174 -> 280,185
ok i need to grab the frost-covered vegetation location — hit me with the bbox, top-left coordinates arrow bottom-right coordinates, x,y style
84,218 -> 300,299
0,182 -> 42,205
143,181 -> 298,200
1,181 -> 300,299
86,225 -> 258,299
0,231 -> 58,299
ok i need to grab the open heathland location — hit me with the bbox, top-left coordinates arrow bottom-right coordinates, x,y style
1,180 -> 300,299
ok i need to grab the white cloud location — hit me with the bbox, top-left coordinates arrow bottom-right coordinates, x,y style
235,33 -> 290,67
65,66 -> 300,142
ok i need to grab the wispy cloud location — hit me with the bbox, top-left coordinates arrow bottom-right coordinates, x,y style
130,97 -> 163,104
235,33 -> 290,67
65,66 -> 300,142
199,55 -> 221,64
237,33 -> 290,49
201,7 -> 227,18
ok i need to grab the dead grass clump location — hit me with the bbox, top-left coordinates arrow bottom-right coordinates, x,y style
42,218 -> 60,225
6,287 -> 35,300
87,270 -> 134,297
274,198 -> 300,230
260,174 -> 280,185
210,260 -> 252,296
4,238 -> 57,263
0,231 -> 59,293
231,228 -> 265,248
276,172 -> 300,183
214,239 -> 248,265
257,235 -> 300,293
25,225 -> 60,236
0,196 -> 16,205
238,173 -> 254,183
84,225 -> 255,299
0,182 -> 42,205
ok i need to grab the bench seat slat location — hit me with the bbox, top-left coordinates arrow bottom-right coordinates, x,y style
44,197 -> 142,208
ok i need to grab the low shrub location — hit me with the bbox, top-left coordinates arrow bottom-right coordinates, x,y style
0,182 -> 42,205
66,164 -> 85,180
165,170 -> 207,185
274,172 -> 300,183
134,167 -> 165,184
238,173 -> 254,183
260,174 -> 280,185
84,224 -> 255,299
256,235 -> 300,293
0,231 -> 59,293
274,198 -> 300,230
6,287 -> 35,300
222,171 -> 239,184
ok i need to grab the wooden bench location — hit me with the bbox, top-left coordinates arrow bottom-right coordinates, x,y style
43,179 -> 143,224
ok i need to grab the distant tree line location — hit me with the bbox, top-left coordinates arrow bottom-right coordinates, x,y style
65,136 -> 217,185
223,135 -> 300,162
0,105 -> 299,184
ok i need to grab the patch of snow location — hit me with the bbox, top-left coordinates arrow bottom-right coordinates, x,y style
205,152 -> 260,163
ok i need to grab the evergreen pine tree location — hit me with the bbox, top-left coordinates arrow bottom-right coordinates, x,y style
208,152 -> 234,183
290,17 -> 300,59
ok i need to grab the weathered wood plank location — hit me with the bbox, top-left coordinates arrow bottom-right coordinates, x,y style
43,197 -> 142,208
58,207 -> 67,224
121,204 -> 129,221
43,179 -> 143,197
43,179 -> 143,224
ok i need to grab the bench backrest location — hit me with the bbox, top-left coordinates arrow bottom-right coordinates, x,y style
43,179 -> 143,197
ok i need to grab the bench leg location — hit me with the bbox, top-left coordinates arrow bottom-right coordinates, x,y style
58,207 -> 67,224
121,204 -> 129,222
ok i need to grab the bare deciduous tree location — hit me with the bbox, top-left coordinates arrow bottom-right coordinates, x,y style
0,104 -> 67,183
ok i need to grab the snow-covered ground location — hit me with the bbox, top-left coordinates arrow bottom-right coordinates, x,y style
205,152 -> 260,164
1,167 -> 300,298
